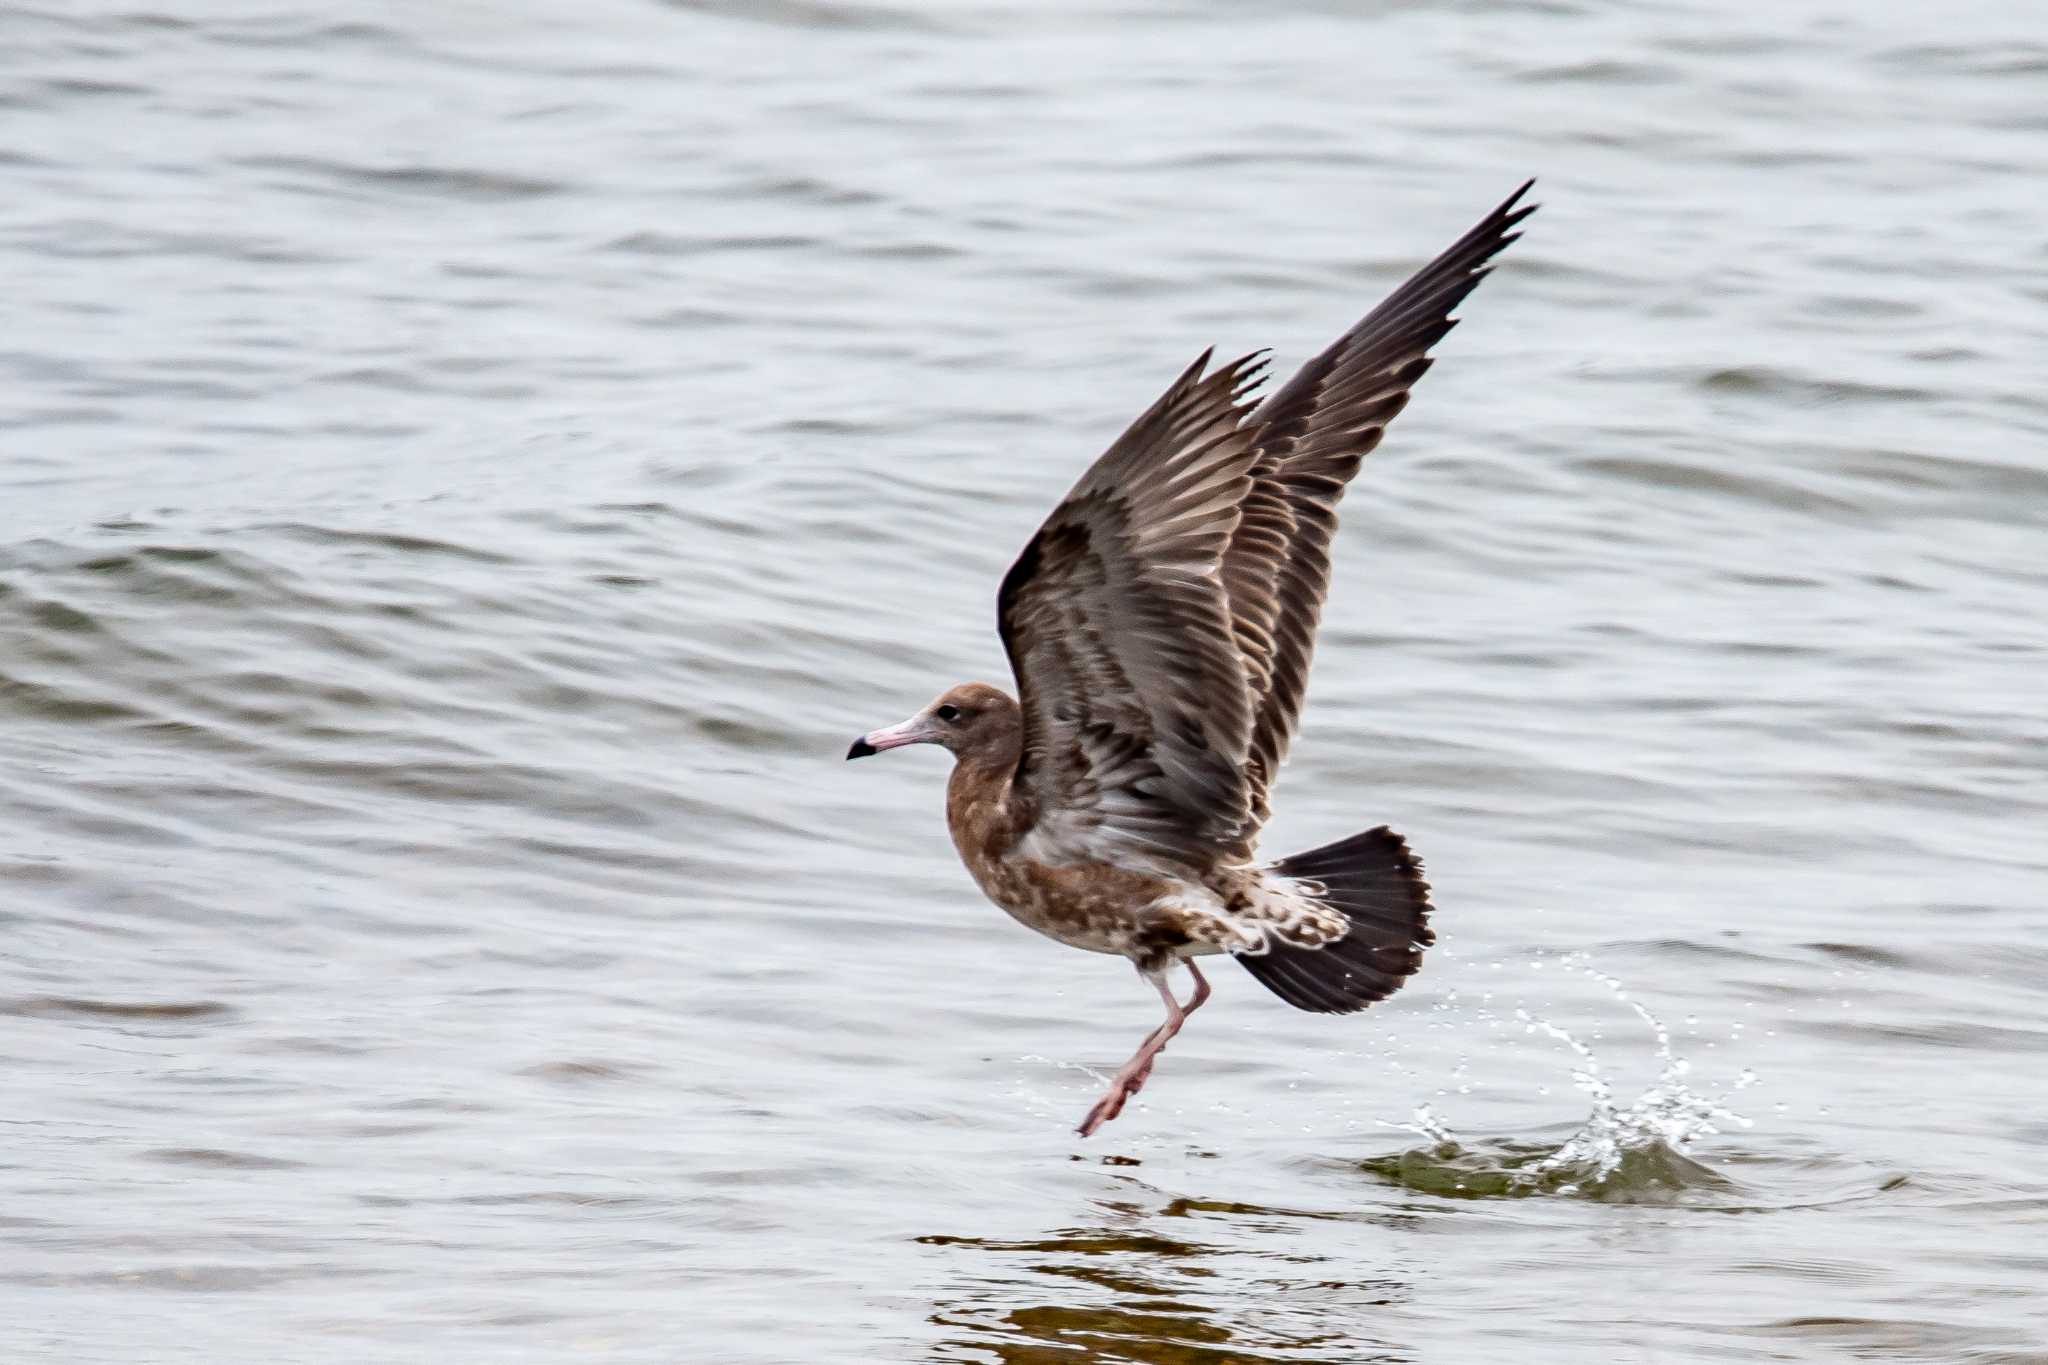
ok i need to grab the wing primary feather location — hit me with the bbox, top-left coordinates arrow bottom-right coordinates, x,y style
1226,182 -> 1537,828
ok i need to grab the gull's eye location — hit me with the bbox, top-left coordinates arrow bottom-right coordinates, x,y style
934,704 -> 962,723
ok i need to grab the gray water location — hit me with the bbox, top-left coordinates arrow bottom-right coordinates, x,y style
5,2 -> 2046,1361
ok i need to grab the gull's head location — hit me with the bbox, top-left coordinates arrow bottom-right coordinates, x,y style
846,682 -> 1019,766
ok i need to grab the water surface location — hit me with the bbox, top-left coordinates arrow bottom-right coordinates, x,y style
5,1 -> 2046,1360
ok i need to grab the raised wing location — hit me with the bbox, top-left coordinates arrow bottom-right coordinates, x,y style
998,351 -> 1270,869
1226,180 -> 1537,825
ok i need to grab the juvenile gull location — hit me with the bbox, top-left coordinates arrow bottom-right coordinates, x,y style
849,182 -> 1535,1137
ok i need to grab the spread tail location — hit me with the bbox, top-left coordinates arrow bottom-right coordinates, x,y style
1236,826 -> 1435,1014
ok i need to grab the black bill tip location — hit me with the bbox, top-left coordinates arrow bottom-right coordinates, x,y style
846,737 -> 878,760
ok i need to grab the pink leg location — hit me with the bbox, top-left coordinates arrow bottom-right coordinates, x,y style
1076,960 -> 1213,1138
1122,961 -> 1211,1092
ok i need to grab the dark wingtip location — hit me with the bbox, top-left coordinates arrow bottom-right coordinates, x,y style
846,737 -> 878,760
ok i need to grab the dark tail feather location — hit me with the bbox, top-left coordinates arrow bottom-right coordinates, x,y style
1236,826 -> 1435,1015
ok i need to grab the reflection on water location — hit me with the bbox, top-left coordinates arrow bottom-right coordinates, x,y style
923,1185 -> 1413,1364
919,964 -> 1925,1363
919,1133 -> 1921,1363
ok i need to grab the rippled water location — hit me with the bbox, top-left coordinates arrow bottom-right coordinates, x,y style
7,2 -> 2047,1360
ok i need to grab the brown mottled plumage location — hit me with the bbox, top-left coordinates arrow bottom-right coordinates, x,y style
850,182 -> 1535,1137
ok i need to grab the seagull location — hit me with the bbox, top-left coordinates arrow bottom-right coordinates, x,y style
848,182 -> 1534,1137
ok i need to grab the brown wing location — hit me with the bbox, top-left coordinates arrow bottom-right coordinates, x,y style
998,351 -> 1271,869
1225,180 -> 1537,826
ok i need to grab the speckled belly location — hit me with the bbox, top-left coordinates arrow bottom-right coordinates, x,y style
957,851 -> 1248,960
962,853 -> 1167,956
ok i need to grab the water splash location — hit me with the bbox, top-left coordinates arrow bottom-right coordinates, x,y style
1369,960 -> 1756,1201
